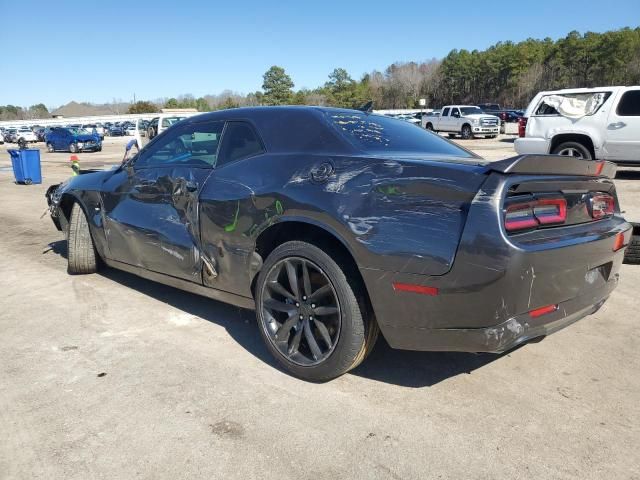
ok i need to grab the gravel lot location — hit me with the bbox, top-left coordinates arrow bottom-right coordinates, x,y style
1,134 -> 639,480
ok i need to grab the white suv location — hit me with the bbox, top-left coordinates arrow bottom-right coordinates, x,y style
515,86 -> 640,165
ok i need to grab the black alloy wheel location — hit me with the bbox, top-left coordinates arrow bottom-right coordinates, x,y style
256,241 -> 376,381
261,256 -> 341,366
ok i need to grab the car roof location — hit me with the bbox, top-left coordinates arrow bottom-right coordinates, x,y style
535,86 -> 634,96
180,106 -> 359,154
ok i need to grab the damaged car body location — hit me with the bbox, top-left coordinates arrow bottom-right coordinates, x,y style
46,106 -> 632,381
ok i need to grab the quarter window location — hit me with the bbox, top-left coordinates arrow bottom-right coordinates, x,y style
218,122 -> 264,166
616,90 -> 640,116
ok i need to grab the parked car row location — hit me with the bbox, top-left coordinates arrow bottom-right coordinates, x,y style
1,126 -> 38,144
0,120 -> 145,144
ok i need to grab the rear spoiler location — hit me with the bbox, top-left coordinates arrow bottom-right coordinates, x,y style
488,155 -> 616,179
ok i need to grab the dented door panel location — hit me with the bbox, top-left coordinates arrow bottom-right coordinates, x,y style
102,165 -> 212,282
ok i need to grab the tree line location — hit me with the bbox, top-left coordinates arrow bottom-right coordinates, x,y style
2,27 -> 638,120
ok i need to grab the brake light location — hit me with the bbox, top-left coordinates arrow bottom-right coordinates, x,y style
505,198 -> 567,232
590,194 -> 615,219
505,203 -> 538,231
518,117 -> 528,137
534,198 -> 567,225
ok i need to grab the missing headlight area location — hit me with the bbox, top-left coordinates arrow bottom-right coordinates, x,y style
536,92 -> 611,118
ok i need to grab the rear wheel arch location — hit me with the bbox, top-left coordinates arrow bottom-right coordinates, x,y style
550,133 -> 596,158
252,220 -> 373,316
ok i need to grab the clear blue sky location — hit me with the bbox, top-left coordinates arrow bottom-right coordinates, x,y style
0,0 -> 637,108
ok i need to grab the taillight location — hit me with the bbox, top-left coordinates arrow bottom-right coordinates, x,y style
589,194 -> 615,219
505,197 -> 567,232
518,117 -> 528,137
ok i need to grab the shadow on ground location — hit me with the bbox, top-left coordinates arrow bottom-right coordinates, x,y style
50,239 -> 502,388
616,169 -> 640,180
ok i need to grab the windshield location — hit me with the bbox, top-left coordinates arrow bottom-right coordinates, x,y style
326,111 -> 473,157
460,107 -> 484,115
68,128 -> 90,135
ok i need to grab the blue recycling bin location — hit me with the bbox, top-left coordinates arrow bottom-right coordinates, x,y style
8,149 -> 42,184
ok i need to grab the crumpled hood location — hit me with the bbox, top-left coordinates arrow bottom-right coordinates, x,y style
50,169 -> 116,206
74,133 -> 100,142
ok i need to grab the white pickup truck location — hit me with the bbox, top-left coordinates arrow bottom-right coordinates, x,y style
421,105 -> 500,139
515,86 -> 640,164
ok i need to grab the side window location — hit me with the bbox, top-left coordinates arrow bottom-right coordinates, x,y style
451,108 -> 459,117
217,122 -> 264,167
617,90 -> 640,116
442,107 -> 450,117
136,121 -> 224,169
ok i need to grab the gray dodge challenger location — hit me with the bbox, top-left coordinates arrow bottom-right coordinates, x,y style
46,106 -> 632,381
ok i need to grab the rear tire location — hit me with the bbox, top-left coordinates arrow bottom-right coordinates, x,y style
425,123 -> 434,131
69,143 -> 78,154
552,141 -> 592,160
67,203 -> 99,274
46,143 -> 54,153
255,241 -> 377,381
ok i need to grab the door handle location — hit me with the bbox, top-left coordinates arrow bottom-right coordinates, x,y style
608,122 -> 627,129
185,181 -> 198,192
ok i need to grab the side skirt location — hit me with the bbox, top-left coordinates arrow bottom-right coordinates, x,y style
104,258 -> 256,310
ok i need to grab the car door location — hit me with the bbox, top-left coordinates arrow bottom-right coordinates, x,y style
197,121 -> 267,296
438,107 -> 450,130
55,129 -> 68,150
101,119 -> 224,283
603,88 -> 640,162
448,107 -> 461,132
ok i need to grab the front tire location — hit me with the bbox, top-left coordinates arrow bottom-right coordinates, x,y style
67,203 -> 99,274
461,124 -> 473,140
551,141 -> 592,160
69,143 -> 78,153
255,241 -> 376,381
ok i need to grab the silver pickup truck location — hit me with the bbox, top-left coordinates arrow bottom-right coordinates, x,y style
422,105 -> 500,139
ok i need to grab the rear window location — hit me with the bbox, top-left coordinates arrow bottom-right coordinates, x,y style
326,111 -> 472,157
534,92 -> 611,116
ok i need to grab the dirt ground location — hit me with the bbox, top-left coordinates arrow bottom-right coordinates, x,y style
1,134 -> 639,480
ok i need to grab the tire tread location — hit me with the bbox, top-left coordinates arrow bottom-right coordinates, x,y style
67,203 -> 98,274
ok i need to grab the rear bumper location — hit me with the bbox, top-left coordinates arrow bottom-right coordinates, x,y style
360,172 -> 632,353
374,275 -> 616,353
515,137 -> 550,155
